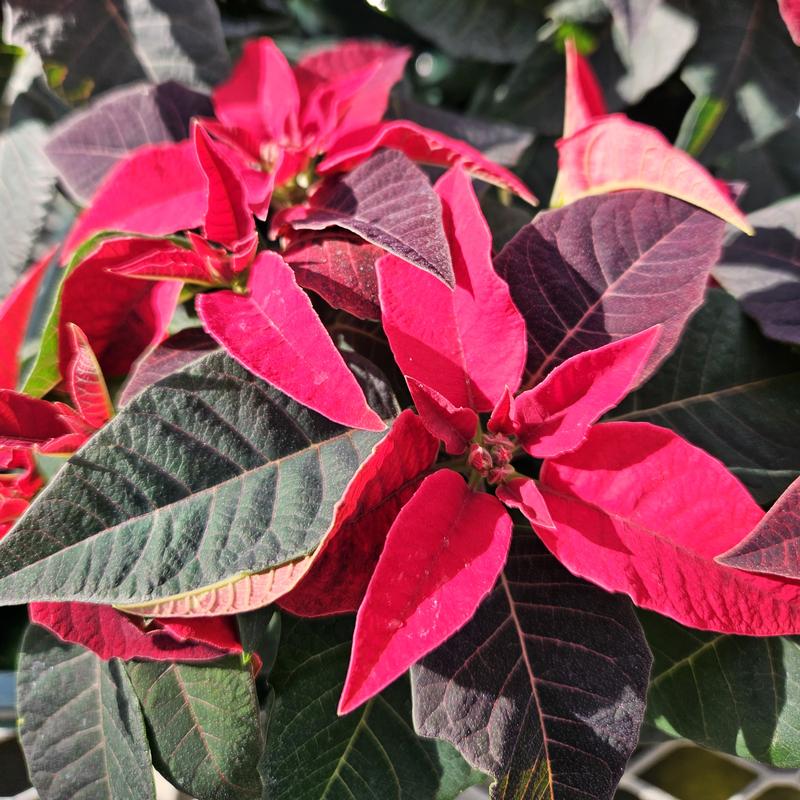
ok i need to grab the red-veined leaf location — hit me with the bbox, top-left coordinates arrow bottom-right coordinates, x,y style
64,324 -> 113,429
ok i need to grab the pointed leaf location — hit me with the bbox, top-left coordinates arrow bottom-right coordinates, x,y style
556,115 -> 753,233
5,0 -> 229,94
212,37 -> 298,144
107,238 -> 220,285
611,289 -> 800,504
45,81 -> 213,204
0,246 -> 53,389
29,602 -> 239,661
280,409 -> 439,618
538,421 -> 800,635
412,527 -> 650,800
284,233 -> 382,320
194,124 -> 255,249
262,615 -> 483,800
127,657 -> 262,800
320,120 -> 537,204
495,190 -> 727,389
641,610 -> 800,767
564,38 -> 606,137
717,478 -> 800,577
290,148 -> 455,287
715,196 -> 800,346
64,324 -> 113,429
407,378 -> 478,455
513,328 -> 659,458
122,406 -> 426,619
0,350 -> 385,606
63,141 -> 207,258
495,477 -> 555,529
197,251 -> 383,431
339,469 -> 512,714
18,624 -> 156,800
780,0 -> 800,43
379,168 -> 526,411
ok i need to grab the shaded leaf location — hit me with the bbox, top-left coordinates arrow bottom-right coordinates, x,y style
0,120 -> 57,301
412,527 -> 650,800
538,422 -> 800,636
680,0 -> 800,157
641,610 -> 800,767
290,148 -> 454,287
261,614 -> 483,800
715,196 -> 800,346
386,0 -> 541,63
18,624 -> 155,800
284,233 -> 382,320
718,478 -> 800,577
127,657 -> 262,800
611,289 -> 800,504
0,350 -> 385,606
495,190 -> 727,390
45,81 -> 212,204
4,0 -> 230,95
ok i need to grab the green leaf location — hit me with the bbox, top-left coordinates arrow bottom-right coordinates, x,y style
5,0 -> 230,95
680,0 -> 800,158
641,610 -> 800,767
127,657 -> 262,800
0,120 -> 57,302
0,350 -> 385,605
610,289 -> 800,504
17,624 -> 156,800
386,0 -> 542,63
261,615 -> 484,800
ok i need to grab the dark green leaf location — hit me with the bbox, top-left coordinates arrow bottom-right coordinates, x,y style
386,0 -> 542,63
641,610 -> 800,767
0,120 -> 57,302
412,528 -> 651,800
611,289 -> 800,504
4,0 -> 230,95
0,350 -> 385,605
18,624 -> 155,800
680,0 -> 800,158
127,657 -> 262,800
715,198 -> 800,348
261,614 -> 483,800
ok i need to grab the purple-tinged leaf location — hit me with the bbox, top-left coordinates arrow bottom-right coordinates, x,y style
718,477 -> 800,578
495,190 -> 727,390
715,197 -> 800,346
412,527 -> 650,800
284,233 -> 382,320
289,149 -> 454,287
45,81 -> 212,204
119,328 -> 218,407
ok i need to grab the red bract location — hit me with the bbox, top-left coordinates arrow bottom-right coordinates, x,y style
211,37 -> 535,206
780,0 -> 800,44
287,168 -> 664,713
0,448 -> 41,538
555,40 -> 753,234
29,602 -> 243,662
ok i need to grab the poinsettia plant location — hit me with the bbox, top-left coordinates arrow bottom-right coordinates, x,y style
1,1 -> 800,799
